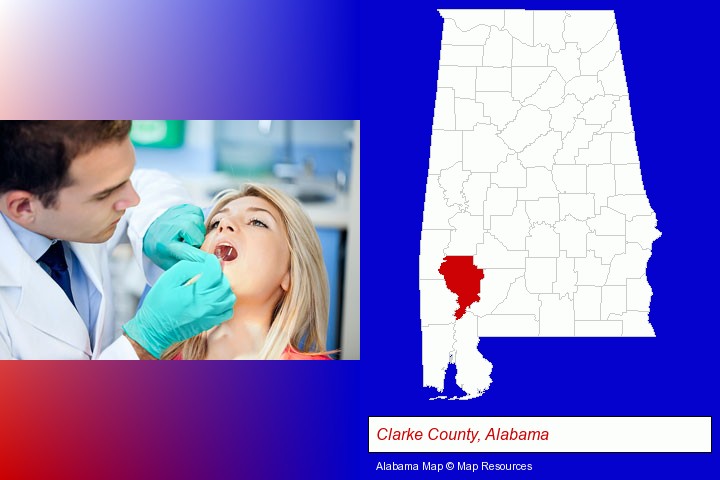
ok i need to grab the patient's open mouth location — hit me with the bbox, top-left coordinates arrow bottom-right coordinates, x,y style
214,244 -> 238,262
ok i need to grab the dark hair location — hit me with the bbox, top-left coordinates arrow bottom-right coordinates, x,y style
0,121 -> 132,207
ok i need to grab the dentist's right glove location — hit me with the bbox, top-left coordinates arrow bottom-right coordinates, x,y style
123,253 -> 235,358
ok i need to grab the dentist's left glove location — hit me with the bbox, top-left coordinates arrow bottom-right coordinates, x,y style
143,204 -> 207,270
123,254 -> 235,358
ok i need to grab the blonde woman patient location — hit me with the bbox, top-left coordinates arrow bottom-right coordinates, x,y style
162,184 -> 332,360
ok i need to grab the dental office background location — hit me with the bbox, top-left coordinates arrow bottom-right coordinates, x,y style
111,120 -> 360,359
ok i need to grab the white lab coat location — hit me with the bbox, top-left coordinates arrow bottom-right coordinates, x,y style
0,169 -> 192,360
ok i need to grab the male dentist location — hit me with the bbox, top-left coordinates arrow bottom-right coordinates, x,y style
0,121 -> 235,359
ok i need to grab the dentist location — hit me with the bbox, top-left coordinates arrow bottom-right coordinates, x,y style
0,121 -> 235,359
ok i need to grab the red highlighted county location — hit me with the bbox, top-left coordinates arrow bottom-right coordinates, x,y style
438,256 -> 484,320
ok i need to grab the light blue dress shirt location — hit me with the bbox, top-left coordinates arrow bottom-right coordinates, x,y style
1,213 -> 100,347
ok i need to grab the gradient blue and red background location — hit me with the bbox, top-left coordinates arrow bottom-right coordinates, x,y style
1,0 -> 718,478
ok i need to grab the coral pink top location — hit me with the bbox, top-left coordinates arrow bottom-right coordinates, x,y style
173,345 -> 332,360
281,345 -> 332,360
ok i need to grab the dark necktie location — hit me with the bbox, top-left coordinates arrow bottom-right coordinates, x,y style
38,241 -> 76,307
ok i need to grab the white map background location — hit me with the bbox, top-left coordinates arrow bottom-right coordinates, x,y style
420,10 -> 661,400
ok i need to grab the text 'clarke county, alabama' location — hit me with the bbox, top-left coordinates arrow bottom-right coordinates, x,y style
376,427 -> 549,444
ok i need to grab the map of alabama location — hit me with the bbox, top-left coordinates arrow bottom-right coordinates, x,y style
420,10 -> 661,399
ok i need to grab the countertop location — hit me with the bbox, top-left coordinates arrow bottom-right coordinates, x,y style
178,172 -> 350,230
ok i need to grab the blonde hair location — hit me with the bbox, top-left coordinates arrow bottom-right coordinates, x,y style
161,183 -> 330,360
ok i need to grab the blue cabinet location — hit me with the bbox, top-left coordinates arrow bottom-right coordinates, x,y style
316,227 -> 343,352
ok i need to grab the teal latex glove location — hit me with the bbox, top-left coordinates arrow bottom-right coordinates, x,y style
143,204 -> 207,271
123,254 -> 236,358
